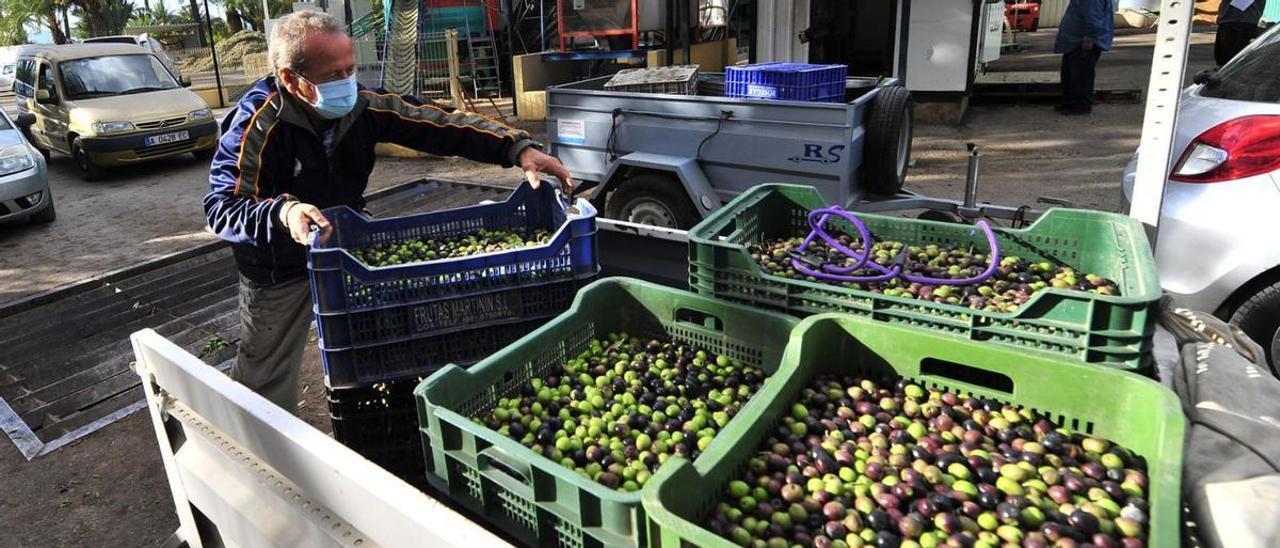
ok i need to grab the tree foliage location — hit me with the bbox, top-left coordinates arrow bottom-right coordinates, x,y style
0,0 -> 70,44
71,0 -> 134,38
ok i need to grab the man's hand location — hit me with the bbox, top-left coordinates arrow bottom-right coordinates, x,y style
1082,37 -> 1095,51
281,201 -> 330,245
519,147 -> 574,194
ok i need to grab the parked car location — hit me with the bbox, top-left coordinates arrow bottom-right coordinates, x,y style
81,33 -> 183,82
0,62 -> 14,92
1121,24 -> 1280,368
12,43 -> 217,181
0,109 -> 54,224
0,45 -> 18,91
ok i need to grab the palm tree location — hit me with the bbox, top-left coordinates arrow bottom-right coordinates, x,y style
70,0 -> 134,37
0,0 -> 33,45
0,0 -> 72,44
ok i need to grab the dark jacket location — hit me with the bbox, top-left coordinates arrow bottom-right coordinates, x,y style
1054,0 -> 1118,53
1219,0 -> 1265,26
203,77 -> 535,285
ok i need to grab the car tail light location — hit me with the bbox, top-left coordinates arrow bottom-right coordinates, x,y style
1170,115 -> 1280,183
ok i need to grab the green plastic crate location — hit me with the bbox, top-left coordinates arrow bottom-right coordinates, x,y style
415,277 -> 800,548
688,184 -> 1162,370
641,313 -> 1185,548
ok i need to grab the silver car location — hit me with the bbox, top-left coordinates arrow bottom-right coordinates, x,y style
1122,24 -> 1280,366
0,110 -> 54,224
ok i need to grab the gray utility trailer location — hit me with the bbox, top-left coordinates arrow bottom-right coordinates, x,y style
546,74 -> 914,229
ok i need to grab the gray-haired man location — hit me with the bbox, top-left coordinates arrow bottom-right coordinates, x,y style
203,11 -> 573,410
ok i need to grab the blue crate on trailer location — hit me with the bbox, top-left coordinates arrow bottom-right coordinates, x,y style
724,62 -> 848,102
307,181 -> 599,388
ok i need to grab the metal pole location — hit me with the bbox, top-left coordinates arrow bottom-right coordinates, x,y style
681,0 -> 692,65
263,0 -> 272,22
665,0 -> 675,64
204,0 -> 225,107
1129,0 -> 1196,242
963,143 -> 980,209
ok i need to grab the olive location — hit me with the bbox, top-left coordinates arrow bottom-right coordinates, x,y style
867,510 -> 893,532
1068,510 -> 1100,535
873,530 -> 901,548
976,491 -> 1001,510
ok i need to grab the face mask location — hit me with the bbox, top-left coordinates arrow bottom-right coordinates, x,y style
304,74 -> 357,120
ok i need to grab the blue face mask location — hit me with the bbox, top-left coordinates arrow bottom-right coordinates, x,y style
305,75 -> 357,120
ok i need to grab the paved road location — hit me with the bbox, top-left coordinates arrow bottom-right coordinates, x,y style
0,148 -> 522,304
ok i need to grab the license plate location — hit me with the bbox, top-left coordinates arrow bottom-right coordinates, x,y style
145,130 -> 190,146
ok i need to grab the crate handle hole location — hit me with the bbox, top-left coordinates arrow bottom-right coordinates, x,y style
716,218 -> 738,240
920,358 -> 1014,394
676,308 -> 724,332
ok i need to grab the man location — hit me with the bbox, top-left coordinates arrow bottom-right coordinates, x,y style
1215,0 -> 1266,66
799,0 -> 851,64
1054,0 -> 1117,115
203,11 -> 572,411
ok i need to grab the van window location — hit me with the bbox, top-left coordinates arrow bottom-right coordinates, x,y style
15,59 -> 36,96
58,54 -> 178,100
37,63 -> 55,94
82,37 -> 140,45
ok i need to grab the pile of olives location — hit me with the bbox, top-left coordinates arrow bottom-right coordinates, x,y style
353,228 -> 552,267
476,333 -> 768,491
705,376 -> 1151,548
750,235 -> 1120,313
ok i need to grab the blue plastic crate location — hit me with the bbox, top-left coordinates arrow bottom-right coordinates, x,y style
724,62 -> 848,102
308,181 -> 599,388
316,287 -> 588,387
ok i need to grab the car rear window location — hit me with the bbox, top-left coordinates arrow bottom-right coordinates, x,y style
1200,27 -> 1280,103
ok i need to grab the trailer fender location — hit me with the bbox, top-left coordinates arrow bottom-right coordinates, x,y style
600,152 -> 720,217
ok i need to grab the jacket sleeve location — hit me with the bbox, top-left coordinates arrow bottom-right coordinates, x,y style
361,89 -> 537,167
203,93 -> 292,246
1082,0 -> 1111,40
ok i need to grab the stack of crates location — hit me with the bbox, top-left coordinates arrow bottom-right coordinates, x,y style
604,65 -> 701,95
405,183 -> 1181,547
308,181 -> 598,480
724,62 -> 847,102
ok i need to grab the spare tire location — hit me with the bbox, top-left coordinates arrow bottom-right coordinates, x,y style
863,85 -> 913,196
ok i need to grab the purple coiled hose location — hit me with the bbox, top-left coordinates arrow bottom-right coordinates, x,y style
788,206 -> 1002,286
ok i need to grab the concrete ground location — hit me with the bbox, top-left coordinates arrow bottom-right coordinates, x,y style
906,27 -> 1217,212
0,26 -> 1218,547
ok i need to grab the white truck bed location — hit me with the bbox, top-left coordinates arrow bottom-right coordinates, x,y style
131,329 -> 511,548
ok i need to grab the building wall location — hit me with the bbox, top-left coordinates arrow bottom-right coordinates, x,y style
754,0 -> 811,62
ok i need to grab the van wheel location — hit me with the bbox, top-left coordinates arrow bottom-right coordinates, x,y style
605,173 -> 701,230
72,137 -> 105,181
864,85 -> 913,196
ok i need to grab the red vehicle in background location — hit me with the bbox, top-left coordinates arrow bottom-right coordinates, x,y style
1006,0 -> 1041,32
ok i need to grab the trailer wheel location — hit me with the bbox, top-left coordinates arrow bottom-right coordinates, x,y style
606,173 -> 701,230
864,85 -> 913,196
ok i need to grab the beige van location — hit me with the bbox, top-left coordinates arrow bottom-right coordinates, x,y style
13,43 -> 217,180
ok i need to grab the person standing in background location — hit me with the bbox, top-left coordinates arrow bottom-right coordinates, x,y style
1054,0 -> 1118,115
1215,0 -> 1267,66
